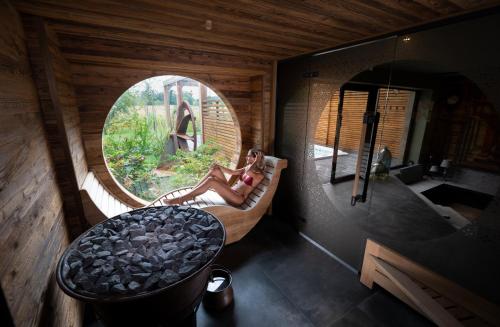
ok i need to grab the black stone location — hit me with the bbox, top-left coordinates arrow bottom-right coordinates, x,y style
62,207 -> 223,297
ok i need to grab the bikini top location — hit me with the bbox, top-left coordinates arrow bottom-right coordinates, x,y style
239,171 -> 254,186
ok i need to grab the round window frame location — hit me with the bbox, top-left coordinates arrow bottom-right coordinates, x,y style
100,75 -> 243,204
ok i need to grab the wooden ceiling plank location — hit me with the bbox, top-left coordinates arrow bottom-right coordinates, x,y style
14,1 -> 308,56
71,0 -> 327,50
26,0 -> 320,52
413,0 -> 464,15
141,0 -> 357,42
49,22 -> 282,60
302,0 -> 422,27
244,0 -> 411,34
442,0 -> 500,10
446,0 -> 494,8
13,0 -> 500,62
352,0 -> 441,21
199,0 -> 370,39
124,0 -> 346,46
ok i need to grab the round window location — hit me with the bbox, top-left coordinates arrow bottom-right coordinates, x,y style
102,75 -> 240,201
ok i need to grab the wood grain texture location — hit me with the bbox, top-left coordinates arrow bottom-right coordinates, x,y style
63,45 -> 268,205
0,1 -> 82,326
22,6 -> 274,204
150,157 -> 287,244
80,171 -> 134,225
201,97 -> 241,165
12,0 -> 500,61
11,0 -> 498,206
314,89 -> 414,160
23,16 -> 88,238
372,256 -> 462,326
250,75 -> 264,150
361,239 -> 500,326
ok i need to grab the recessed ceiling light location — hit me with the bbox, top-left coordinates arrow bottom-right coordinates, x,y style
205,20 -> 212,31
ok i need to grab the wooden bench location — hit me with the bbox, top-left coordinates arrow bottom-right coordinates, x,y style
80,171 -> 135,225
360,239 -> 500,326
149,156 -> 287,244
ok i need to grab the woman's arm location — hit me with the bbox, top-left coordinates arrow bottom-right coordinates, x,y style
213,163 -> 244,176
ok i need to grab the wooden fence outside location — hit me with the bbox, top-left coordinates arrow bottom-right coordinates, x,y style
201,98 -> 239,164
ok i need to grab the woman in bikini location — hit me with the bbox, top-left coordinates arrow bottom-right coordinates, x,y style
163,149 -> 266,206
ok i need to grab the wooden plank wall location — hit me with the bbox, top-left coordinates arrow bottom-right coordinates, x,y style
51,33 -> 273,204
23,16 -> 88,238
314,89 -> 413,159
251,75 -> 264,151
0,1 -> 82,326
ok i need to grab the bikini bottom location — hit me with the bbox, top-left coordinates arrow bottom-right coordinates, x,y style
230,188 -> 245,203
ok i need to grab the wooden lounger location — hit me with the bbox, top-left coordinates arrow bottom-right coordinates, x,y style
80,171 -> 135,225
149,156 -> 288,244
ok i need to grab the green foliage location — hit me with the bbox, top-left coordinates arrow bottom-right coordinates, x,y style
168,90 -> 199,106
167,144 -> 230,189
169,90 -> 176,105
182,90 -> 199,106
142,82 -> 156,106
103,111 -> 167,200
106,90 -> 138,123
103,110 -> 227,201
103,77 -> 229,201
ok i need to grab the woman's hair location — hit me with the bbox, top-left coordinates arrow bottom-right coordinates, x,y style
249,148 -> 266,172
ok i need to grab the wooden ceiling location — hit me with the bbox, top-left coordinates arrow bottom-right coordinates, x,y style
13,0 -> 500,61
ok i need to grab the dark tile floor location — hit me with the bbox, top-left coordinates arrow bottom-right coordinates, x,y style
84,216 -> 433,327
321,177 -> 456,242
197,216 -> 432,327
314,155 -> 358,184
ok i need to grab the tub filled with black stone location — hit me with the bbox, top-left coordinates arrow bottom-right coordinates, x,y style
56,206 -> 225,327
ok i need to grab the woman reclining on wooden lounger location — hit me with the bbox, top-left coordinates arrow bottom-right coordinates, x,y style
163,149 -> 266,206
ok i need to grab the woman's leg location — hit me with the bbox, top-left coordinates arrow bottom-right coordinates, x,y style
193,166 -> 227,188
166,177 -> 243,206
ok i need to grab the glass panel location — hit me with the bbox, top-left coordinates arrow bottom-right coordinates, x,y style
314,90 -> 370,181
276,12 -> 500,294
274,57 -> 311,219
334,90 -> 369,179
369,14 -> 500,299
375,87 -> 416,167
309,37 -> 396,188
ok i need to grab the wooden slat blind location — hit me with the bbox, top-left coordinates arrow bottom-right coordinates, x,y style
375,88 -> 414,160
315,88 -> 414,160
314,90 -> 368,152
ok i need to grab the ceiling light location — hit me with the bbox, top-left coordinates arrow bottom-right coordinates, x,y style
205,20 -> 212,31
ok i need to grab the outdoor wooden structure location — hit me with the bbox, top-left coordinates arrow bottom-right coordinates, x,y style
149,156 -> 287,244
160,77 -> 240,165
360,239 -> 500,326
2,0 -> 500,326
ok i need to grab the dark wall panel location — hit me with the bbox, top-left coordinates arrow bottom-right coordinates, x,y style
275,12 -> 500,303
